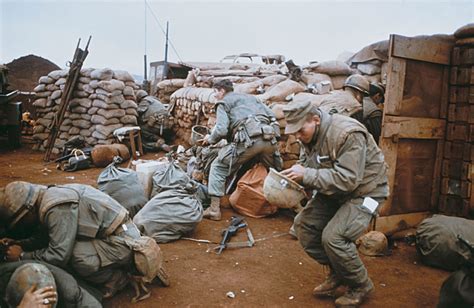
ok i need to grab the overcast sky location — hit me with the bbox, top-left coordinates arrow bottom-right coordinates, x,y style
1,0 -> 473,77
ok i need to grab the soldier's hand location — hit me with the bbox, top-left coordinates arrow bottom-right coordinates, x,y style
5,244 -> 23,261
281,164 -> 305,184
199,134 -> 210,146
18,285 -> 57,308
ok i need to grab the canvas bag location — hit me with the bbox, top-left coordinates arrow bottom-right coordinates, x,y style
416,215 -> 474,271
97,158 -> 148,217
134,162 -> 203,243
229,163 -> 278,218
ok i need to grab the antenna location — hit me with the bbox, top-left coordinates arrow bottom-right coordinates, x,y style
163,21 -> 169,80
144,0 -> 147,81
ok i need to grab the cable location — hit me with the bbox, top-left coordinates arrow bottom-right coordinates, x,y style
144,0 -> 184,63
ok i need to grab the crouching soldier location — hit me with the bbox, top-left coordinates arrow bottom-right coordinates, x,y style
1,261 -> 102,307
281,101 -> 389,307
0,181 -> 169,299
201,79 -> 283,220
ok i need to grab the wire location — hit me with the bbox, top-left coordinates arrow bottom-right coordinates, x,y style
144,0 -> 184,63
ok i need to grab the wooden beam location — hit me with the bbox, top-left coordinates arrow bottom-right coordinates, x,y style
440,66 -> 450,119
382,116 -> 446,139
431,140 -> 444,210
390,34 -> 453,65
375,211 -> 431,235
378,136 -> 398,216
384,56 -> 406,116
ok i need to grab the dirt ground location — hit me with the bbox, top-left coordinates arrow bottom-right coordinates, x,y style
0,147 -> 451,307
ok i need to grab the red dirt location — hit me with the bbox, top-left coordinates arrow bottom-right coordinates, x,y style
0,147 -> 450,307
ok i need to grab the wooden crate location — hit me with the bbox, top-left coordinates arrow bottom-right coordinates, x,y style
452,47 -> 474,65
378,34 -> 452,222
447,103 -> 470,123
438,194 -> 471,217
446,123 -> 470,141
449,85 -> 469,103
440,177 -> 471,198
441,159 -> 471,180
444,141 -> 472,161
450,66 -> 474,85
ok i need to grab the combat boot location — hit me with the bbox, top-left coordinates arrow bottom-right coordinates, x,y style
203,196 -> 221,221
313,270 -> 343,297
335,278 -> 374,307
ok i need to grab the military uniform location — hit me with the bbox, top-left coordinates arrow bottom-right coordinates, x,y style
15,184 -> 140,295
283,101 -> 389,305
0,261 -> 102,307
351,97 -> 382,144
207,92 -> 282,197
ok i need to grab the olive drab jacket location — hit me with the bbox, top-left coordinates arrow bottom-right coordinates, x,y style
299,109 -> 389,200
207,92 -> 279,145
21,184 -> 128,267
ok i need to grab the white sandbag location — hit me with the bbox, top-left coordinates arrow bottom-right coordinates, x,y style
97,80 -> 125,92
91,68 -> 114,80
301,72 -> 332,85
261,75 -> 288,86
38,76 -> 54,84
121,100 -> 138,109
357,63 -> 381,75
72,119 -> 92,129
308,60 -> 352,76
123,86 -> 134,96
48,69 -> 68,80
113,70 -> 134,82
34,84 -> 46,92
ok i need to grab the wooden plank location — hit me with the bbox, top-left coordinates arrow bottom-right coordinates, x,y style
390,34 -> 453,65
382,116 -> 446,139
440,66 -> 450,119
384,56 -> 406,116
374,212 -> 431,235
431,140 -> 444,210
377,136 -> 398,216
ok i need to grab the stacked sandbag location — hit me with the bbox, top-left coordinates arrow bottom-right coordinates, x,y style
154,78 -> 185,103
305,60 -> 355,90
169,87 -> 218,143
346,40 -> 390,85
31,68 -> 140,154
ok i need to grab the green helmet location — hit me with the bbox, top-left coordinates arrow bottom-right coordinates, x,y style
0,181 -> 46,229
343,74 -> 370,95
5,263 -> 57,307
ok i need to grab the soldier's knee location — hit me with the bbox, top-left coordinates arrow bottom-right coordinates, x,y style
70,242 -> 100,277
321,227 -> 340,251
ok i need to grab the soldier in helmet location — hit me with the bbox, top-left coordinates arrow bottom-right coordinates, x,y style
0,261 -> 102,307
0,181 -> 168,299
200,79 -> 283,220
281,101 -> 389,307
340,75 -> 383,144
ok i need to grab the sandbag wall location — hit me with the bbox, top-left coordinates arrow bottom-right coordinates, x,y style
439,26 -> 474,218
169,87 -> 218,143
31,68 -> 140,154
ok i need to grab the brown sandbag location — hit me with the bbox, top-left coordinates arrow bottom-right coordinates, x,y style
91,144 -> 130,167
229,164 -> 278,218
454,23 -> 474,39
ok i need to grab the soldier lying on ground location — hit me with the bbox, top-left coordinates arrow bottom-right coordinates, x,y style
0,261 -> 102,307
0,182 -> 169,299
281,101 -> 389,307
200,79 -> 283,220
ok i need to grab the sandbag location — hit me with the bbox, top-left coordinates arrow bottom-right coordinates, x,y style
229,164 -> 278,218
301,72 -> 331,85
454,23 -> 474,39
97,159 -> 148,217
91,144 -> 130,167
416,215 -> 474,271
150,161 -> 191,197
308,60 -> 353,76
256,79 -> 305,103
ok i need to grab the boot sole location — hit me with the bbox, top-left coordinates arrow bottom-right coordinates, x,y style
313,290 -> 337,298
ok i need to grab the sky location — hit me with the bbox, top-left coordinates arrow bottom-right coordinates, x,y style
1,0 -> 473,77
